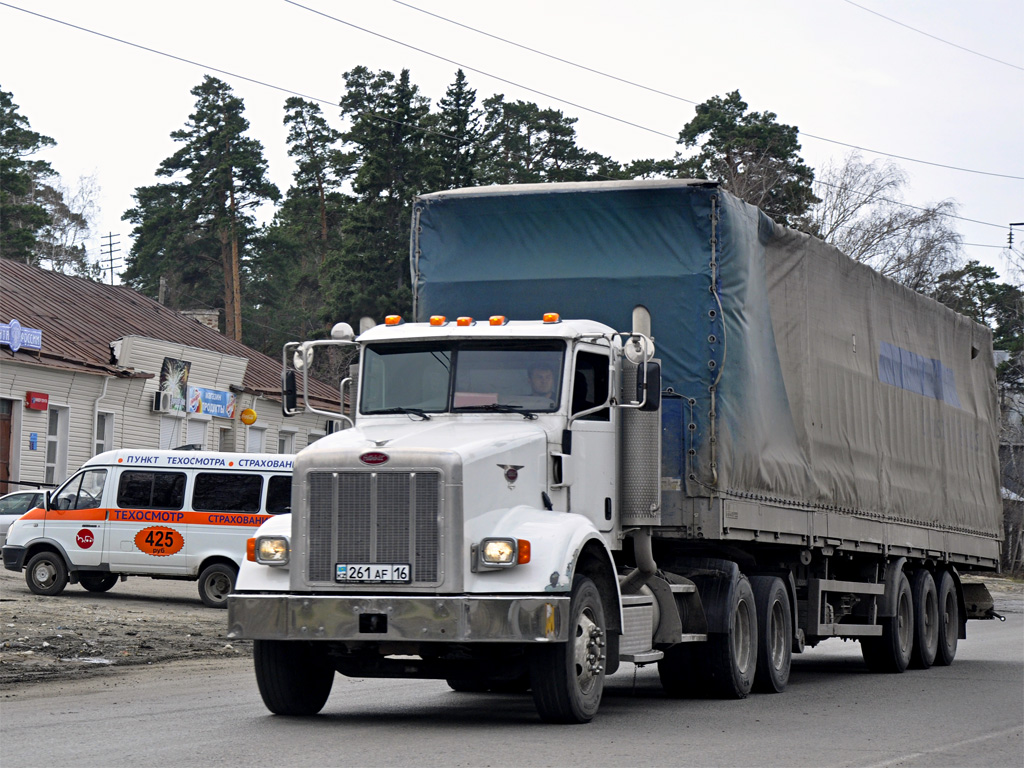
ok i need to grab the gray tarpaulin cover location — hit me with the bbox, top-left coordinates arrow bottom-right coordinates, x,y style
411,180 -> 1001,537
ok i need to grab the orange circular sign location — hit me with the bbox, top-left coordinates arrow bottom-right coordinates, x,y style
134,526 -> 184,557
240,408 -> 257,425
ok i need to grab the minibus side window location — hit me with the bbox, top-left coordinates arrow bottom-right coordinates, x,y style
193,473 -> 263,513
265,475 -> 292,515
117,471 -> 187,509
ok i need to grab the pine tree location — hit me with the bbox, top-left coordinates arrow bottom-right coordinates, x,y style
430,70 -> 484,190
676,91 -> 817,225
320,67 -> 433,326
124,76 -> 279,340
0,87 -> 55,262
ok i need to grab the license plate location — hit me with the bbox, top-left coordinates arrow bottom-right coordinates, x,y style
336,563 -> 411,583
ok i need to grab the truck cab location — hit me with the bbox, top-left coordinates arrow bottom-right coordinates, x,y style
229,312 -> 672,722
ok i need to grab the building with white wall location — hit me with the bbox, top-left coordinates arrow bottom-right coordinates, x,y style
1,260 -> 341,494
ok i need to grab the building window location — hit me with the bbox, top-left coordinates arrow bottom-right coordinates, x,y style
308,430 -> 326,445
95,412 -> 114,456
278,431 -> 295,454
218,426 -> 233,452
44,407 -> 69,485
246,426 -> 266,453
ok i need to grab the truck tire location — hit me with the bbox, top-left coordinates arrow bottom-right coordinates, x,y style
934,570 -> 959,666
751,576 -> 792,693
197,562 -> 237,609
909,569 -> 938,669
703,574 -> 757,699
530,575 -> 606,723
25,551 -> 69,596
79,573 -> 118,593
254,639 -> 334,716
862,570 -> 913,673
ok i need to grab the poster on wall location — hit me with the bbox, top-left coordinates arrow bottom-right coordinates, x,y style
187,385 -> 237,419
159,357 -> 191,412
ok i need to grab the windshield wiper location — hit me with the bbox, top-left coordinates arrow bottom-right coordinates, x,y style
459,403 -> 539,420
366,407 -> 432,420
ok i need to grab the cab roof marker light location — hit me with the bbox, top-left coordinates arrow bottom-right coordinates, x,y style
429,315 -> 447,326
385,315 -> 404,326
542,312 -> 561,324
456,316 -> 474,326
489,315 -> 508,326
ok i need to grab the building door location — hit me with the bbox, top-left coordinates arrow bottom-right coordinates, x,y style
0,399 -> 12,493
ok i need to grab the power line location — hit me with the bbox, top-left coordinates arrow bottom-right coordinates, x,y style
841,0 -> 1024,72
284,0 -> 676,142
391,0 -> 1024,181
0,1 -> 1014,234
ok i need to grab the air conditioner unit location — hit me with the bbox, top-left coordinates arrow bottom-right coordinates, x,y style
152,391 -> 172,413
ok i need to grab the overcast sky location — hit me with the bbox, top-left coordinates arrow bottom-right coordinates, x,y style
2,0 -> 1021,282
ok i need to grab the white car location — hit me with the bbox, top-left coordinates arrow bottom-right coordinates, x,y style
0,490 -> 45,543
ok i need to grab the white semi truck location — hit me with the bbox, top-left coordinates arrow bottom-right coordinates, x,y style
228,180 -> 1002,723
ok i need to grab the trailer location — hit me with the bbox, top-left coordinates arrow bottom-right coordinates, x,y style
228,180 -> 1002,723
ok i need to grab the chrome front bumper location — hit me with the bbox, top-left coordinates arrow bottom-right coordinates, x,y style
227,593 -> 570,643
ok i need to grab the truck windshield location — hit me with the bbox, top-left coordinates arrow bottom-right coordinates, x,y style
361,340 -> 565,415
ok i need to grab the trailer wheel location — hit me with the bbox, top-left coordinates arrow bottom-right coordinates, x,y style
26,551 -> 69,596
79,573 -> 118,593
703,574 -> 756,698
909,570 -> 938,669
254,639 -> 334,716
934,570 -> 959,666
751,576 -> 792,693
862,570 -> 913,673
530,575 -> 606,723
197,562 -> 237,609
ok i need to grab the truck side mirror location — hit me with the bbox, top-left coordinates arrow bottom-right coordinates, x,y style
282,370 -> 298,416
637,362 -> 661,412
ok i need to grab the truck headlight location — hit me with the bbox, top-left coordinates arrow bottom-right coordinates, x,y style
251,535 -> 290,566
476,537 -> 531,570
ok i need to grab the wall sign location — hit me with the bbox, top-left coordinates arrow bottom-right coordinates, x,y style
25,391 -> 49,410
1,318 -> 43,352
188,385 -> 238,419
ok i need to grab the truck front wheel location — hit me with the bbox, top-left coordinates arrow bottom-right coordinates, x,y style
530,575 -> 606,723
254,640 -> 335,716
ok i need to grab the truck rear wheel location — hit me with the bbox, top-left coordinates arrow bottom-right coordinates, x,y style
751,576 -> 792,693
862,570 -> 913,673
934,570 -> 959,666
703,574 -> 757,698
254,640 -> 335,716
25,551 -> 69,596
197,562 -> 237,609
530,575 -> 606,723
79,573 -> 118,593
909,569 -> 938,669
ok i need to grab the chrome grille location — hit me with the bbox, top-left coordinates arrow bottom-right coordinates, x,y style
306,470 -> 442,584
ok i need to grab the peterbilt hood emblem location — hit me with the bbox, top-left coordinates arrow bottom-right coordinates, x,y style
498,464 -> 524,487
360,451 -> 390,466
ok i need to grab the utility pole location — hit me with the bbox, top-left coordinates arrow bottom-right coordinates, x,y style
99,232 -> 122,285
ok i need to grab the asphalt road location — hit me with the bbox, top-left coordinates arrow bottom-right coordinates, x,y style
1,591 -> 1021,768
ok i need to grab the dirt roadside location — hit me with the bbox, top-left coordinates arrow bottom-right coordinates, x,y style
1,563 -> 1020,688
0,565 -> 248,686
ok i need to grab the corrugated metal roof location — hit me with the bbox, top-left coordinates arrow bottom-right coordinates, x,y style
0,260 -> 338,404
